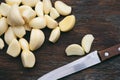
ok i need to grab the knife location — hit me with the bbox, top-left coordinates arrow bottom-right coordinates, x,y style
38,44 -> 120,80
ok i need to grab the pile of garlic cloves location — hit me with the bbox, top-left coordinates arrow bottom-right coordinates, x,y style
0,0 -> 76,68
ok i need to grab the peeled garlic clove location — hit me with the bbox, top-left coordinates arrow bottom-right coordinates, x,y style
19,5 -> 36,23
49,27 -> 60,43
65,44 -> 85,56
7,39 -> 21,57
5,0 -> 22,5
7,4 -> 25,26
50,7 -> 60,19
12,26 -> 26,38
0,38 -> 4,49
59,15 -> 75,32
55,1 -> 72,16
30,29 -> 45,51
0,3 -> 11,16
21,50 -> 35,68
19,38 -> 29,50
4,27 -> 16,45
45,15 -> 58,29
35,1 -> 44,17
81,34 -> 95,53
22,0 -> 39,7
0,17 -> 8,36
43,0 -> 52,14
29,16 -> 46,29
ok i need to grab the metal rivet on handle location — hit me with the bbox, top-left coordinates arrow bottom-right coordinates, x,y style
104,52 -> 109,57
118,47 -> 120,51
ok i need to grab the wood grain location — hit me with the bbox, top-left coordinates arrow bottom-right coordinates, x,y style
98,44 -> 120,61
0,0 -> 120,80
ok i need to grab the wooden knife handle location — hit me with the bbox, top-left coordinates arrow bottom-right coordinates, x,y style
98,44 -> 120,61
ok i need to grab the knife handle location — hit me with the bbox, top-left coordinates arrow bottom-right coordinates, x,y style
98,44 -> 120,61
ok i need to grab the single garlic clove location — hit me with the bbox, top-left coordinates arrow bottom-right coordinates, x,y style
24,24 -> 32,31
81,34 -> 95,53
55,1 -> 72,16
45,15 -> 58,29
19,5 -> 36,23
59,15 -> 75,32
19,38 -> 29,50
7,4 -> 25,26
21,50 -> 36,68
0,38 -> 4,49
4,27 -> 16,45
7,39 -> 21,57
11,26 -> 26,38
0,2 -> 11,16
22,0 -> 39,7
5,0 -> 22,5
30,29 -> 45,51
0,17 -> 8,36
49,27 -> 61,43
35,1 -> 44,17
50,7 -> 60,20
43,0 -> 52,14
29,16 -> 46,29
65,44 -> 85,56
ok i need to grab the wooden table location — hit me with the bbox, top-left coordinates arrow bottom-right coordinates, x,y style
0,0 -> 120,80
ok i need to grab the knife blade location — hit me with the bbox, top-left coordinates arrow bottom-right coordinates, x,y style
38,44 -> 120,80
